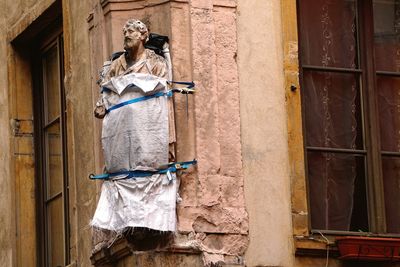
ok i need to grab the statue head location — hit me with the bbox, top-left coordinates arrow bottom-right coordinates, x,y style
123,19 -> 149,51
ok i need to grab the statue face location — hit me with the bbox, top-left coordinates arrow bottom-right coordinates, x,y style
123,26 -> 144,50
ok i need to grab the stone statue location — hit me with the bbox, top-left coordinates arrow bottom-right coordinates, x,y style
91,19 -> 178,233
94,19 -> 168,119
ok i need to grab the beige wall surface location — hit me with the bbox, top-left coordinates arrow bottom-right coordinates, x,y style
63,1 -> 98,265
1,0 -> 53,266
1,0 -> 250,266
0,0 -> 98,266
0,1 -> 13,267
237,0 -> 294,266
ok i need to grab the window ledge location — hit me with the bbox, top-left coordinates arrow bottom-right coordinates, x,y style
295,234 -> 400,262
295,236 -> 339,258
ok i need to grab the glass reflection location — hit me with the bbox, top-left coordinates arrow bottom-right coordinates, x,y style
373,0 -> 400,72
304,71 -> 363,149
46,122 -> 62,198
299,0 -> 358,68
308,152 -> 368,231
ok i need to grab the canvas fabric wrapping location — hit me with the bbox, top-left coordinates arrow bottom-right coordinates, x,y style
102,72 -> 169,172
91,173 -> 177,232
91,72 -> 177,232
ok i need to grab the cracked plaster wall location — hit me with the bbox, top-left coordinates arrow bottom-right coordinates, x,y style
178,0 -> 249,258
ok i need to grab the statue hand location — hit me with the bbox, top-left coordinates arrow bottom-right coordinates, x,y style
94,105 -> 106,119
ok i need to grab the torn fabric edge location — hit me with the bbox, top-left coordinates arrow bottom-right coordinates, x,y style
102,72 -> 168,95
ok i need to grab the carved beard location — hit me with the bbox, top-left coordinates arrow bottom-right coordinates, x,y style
124,37 -> 140,50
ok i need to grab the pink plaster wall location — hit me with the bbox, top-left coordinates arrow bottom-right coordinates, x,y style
178,0 -> 249,261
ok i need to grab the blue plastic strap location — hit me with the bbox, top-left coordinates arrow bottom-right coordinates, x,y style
168,81 -> 195,89
90,173 -> 110,179
89,170 -> 158,180
167,159 -> 197,169
89,160 -> 197,180
106,91 -> 172,113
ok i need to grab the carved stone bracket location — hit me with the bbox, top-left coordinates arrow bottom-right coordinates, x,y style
90,235 -> 201,266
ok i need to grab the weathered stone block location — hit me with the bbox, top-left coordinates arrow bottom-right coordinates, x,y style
178,206 -> 248,234
214,10 -> 242,178
178,171 -> 198,207
219,175 -> 245,207
191,0 -> 213,10
197,174 -> 245,207
201,234 -> 248,255
131,252 -> 203,267
198,174 -> 221,207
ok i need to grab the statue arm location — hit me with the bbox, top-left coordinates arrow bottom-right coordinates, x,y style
94,61 -> 117,119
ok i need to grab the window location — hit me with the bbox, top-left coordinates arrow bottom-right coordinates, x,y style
298,0 -> 400,234
34,32 -> 70,266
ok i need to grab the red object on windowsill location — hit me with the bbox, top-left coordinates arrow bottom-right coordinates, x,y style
336,236 -> 400,261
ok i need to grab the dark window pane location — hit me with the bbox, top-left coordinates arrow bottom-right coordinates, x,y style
299,0 -> 358,68
47,197 -> 64,267
377,76 -> 400,152
304,71 -> 363,149
42,44 -> 60,123
308,152 -> 368,231
46,122 -> 62,198
382,156 -> 400,233
38,35 -> 67,267
373,0 -> 400,72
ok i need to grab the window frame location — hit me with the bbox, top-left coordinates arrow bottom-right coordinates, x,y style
33,25 -> 70,267
296,0 -> 400,236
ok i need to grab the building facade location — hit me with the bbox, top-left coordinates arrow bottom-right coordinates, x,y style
0,0 -> 399,267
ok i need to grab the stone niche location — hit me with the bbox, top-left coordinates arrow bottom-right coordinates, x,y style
88,0 -> 248,266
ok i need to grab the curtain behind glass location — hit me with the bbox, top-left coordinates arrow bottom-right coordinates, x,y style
374,0 -> 400,234
300,0 -> 368,231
